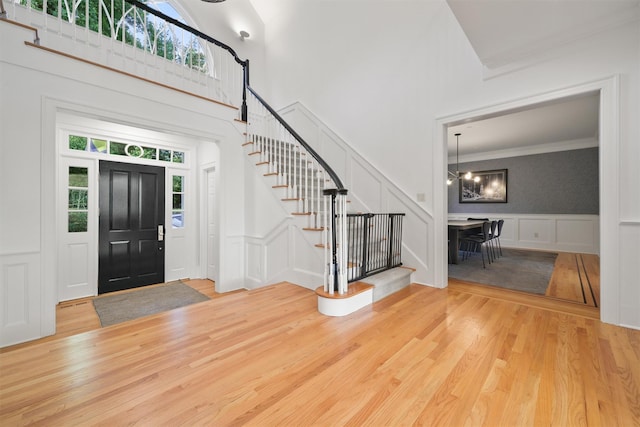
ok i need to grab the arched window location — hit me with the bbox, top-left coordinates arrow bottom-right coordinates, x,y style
18,0 -> 210,74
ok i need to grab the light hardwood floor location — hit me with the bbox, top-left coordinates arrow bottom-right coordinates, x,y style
0,279 -> 228,353
1,280 -> 639,426
546,252 -> 600,307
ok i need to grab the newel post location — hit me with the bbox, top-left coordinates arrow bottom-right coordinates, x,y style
241,60 -> 250,122
323,188 -> 348,294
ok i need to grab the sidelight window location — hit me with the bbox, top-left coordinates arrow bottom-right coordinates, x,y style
68,166 -> 89,232
172,175 -> 185,228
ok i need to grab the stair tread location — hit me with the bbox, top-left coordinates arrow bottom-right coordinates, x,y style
315,282 -> 373,299
360,266 -> 413,286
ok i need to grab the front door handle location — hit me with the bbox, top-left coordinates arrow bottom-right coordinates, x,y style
158,225 -> 165,241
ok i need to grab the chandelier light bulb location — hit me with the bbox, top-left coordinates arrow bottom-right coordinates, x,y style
464,171 -> 472,180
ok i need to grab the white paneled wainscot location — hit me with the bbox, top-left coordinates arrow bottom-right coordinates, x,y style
0,253 -> 44,346
449,214 -> 600,254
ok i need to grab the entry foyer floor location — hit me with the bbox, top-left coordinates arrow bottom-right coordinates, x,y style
1,273 -> 638,425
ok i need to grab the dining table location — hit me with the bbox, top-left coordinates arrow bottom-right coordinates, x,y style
447,220 -> 486,264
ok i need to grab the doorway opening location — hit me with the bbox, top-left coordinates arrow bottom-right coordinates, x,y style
438,80 -> 618,319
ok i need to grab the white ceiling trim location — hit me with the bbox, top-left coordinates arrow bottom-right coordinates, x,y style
449,136 -> 598,164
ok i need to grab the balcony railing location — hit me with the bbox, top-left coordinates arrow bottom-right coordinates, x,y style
4,0 -> 248,109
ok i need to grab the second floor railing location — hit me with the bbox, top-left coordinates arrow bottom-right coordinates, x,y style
4,0 -> 249,110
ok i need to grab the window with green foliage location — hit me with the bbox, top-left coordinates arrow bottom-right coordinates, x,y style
173,151 -> 184,163
69,135 -> 88,151
68,135 -> 185,165
68,167 -> 89,232
19,0 -> 209,73
172,175 -> 184,228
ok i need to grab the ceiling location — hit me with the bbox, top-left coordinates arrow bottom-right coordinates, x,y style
447,92 -> 600,160
241,1 -> 636,159
445,0 -> 639,159
447,0 -> 640,70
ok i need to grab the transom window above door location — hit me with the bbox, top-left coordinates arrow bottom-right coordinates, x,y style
67,134 -> 186,165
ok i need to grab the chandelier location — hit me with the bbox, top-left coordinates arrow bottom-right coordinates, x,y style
447,133 -> 478,186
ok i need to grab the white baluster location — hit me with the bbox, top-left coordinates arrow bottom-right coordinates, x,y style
287,136 -> 292,198
291,145 -> 298,209
309,161 -> 315,225
323,193 -> 328,292
339,193 -> 348,294
304,157 -> 309,214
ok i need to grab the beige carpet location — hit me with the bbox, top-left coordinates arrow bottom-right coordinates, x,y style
93,281 -> 210,327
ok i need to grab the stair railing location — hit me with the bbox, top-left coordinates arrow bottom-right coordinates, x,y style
246,89 -> 349,294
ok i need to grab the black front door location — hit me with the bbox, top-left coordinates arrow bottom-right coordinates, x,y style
99,161 -> 165,294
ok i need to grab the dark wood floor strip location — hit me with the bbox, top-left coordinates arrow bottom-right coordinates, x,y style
580,254 -> 598,308
574,254 -> 587,305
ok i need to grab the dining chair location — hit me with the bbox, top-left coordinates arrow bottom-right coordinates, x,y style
494,219 -> 504,257
462,218 -> 489,238
488,220 -> 499,260
460,221 -> 492,268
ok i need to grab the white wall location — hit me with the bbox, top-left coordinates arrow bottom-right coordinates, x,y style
181,0 -> 268,92
279,102 -> 432,285
0,21 -> 248,346
259,1 -> 640,329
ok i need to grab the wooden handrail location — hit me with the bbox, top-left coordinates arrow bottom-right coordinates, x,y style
0,9 -> 39,43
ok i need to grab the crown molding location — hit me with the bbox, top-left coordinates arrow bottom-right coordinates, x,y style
448,137 -> 598,164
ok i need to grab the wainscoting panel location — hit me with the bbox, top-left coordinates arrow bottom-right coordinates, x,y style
290,226 -> 324,289
0,253 -> 42,347
217,237 -> 245,292
619,221 -> 640,329
320,129 -> 348,182
244,216 -> 323,291
264,225 -> 291,282
556,218 -> 598,251
450,214 -> 599,254
388,191 -> 429,266
351,157 -> 382,211
67,243 -> 89,289
246,241 -> 263,284
518,218 -> 552,245
166,235 -> 187,282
